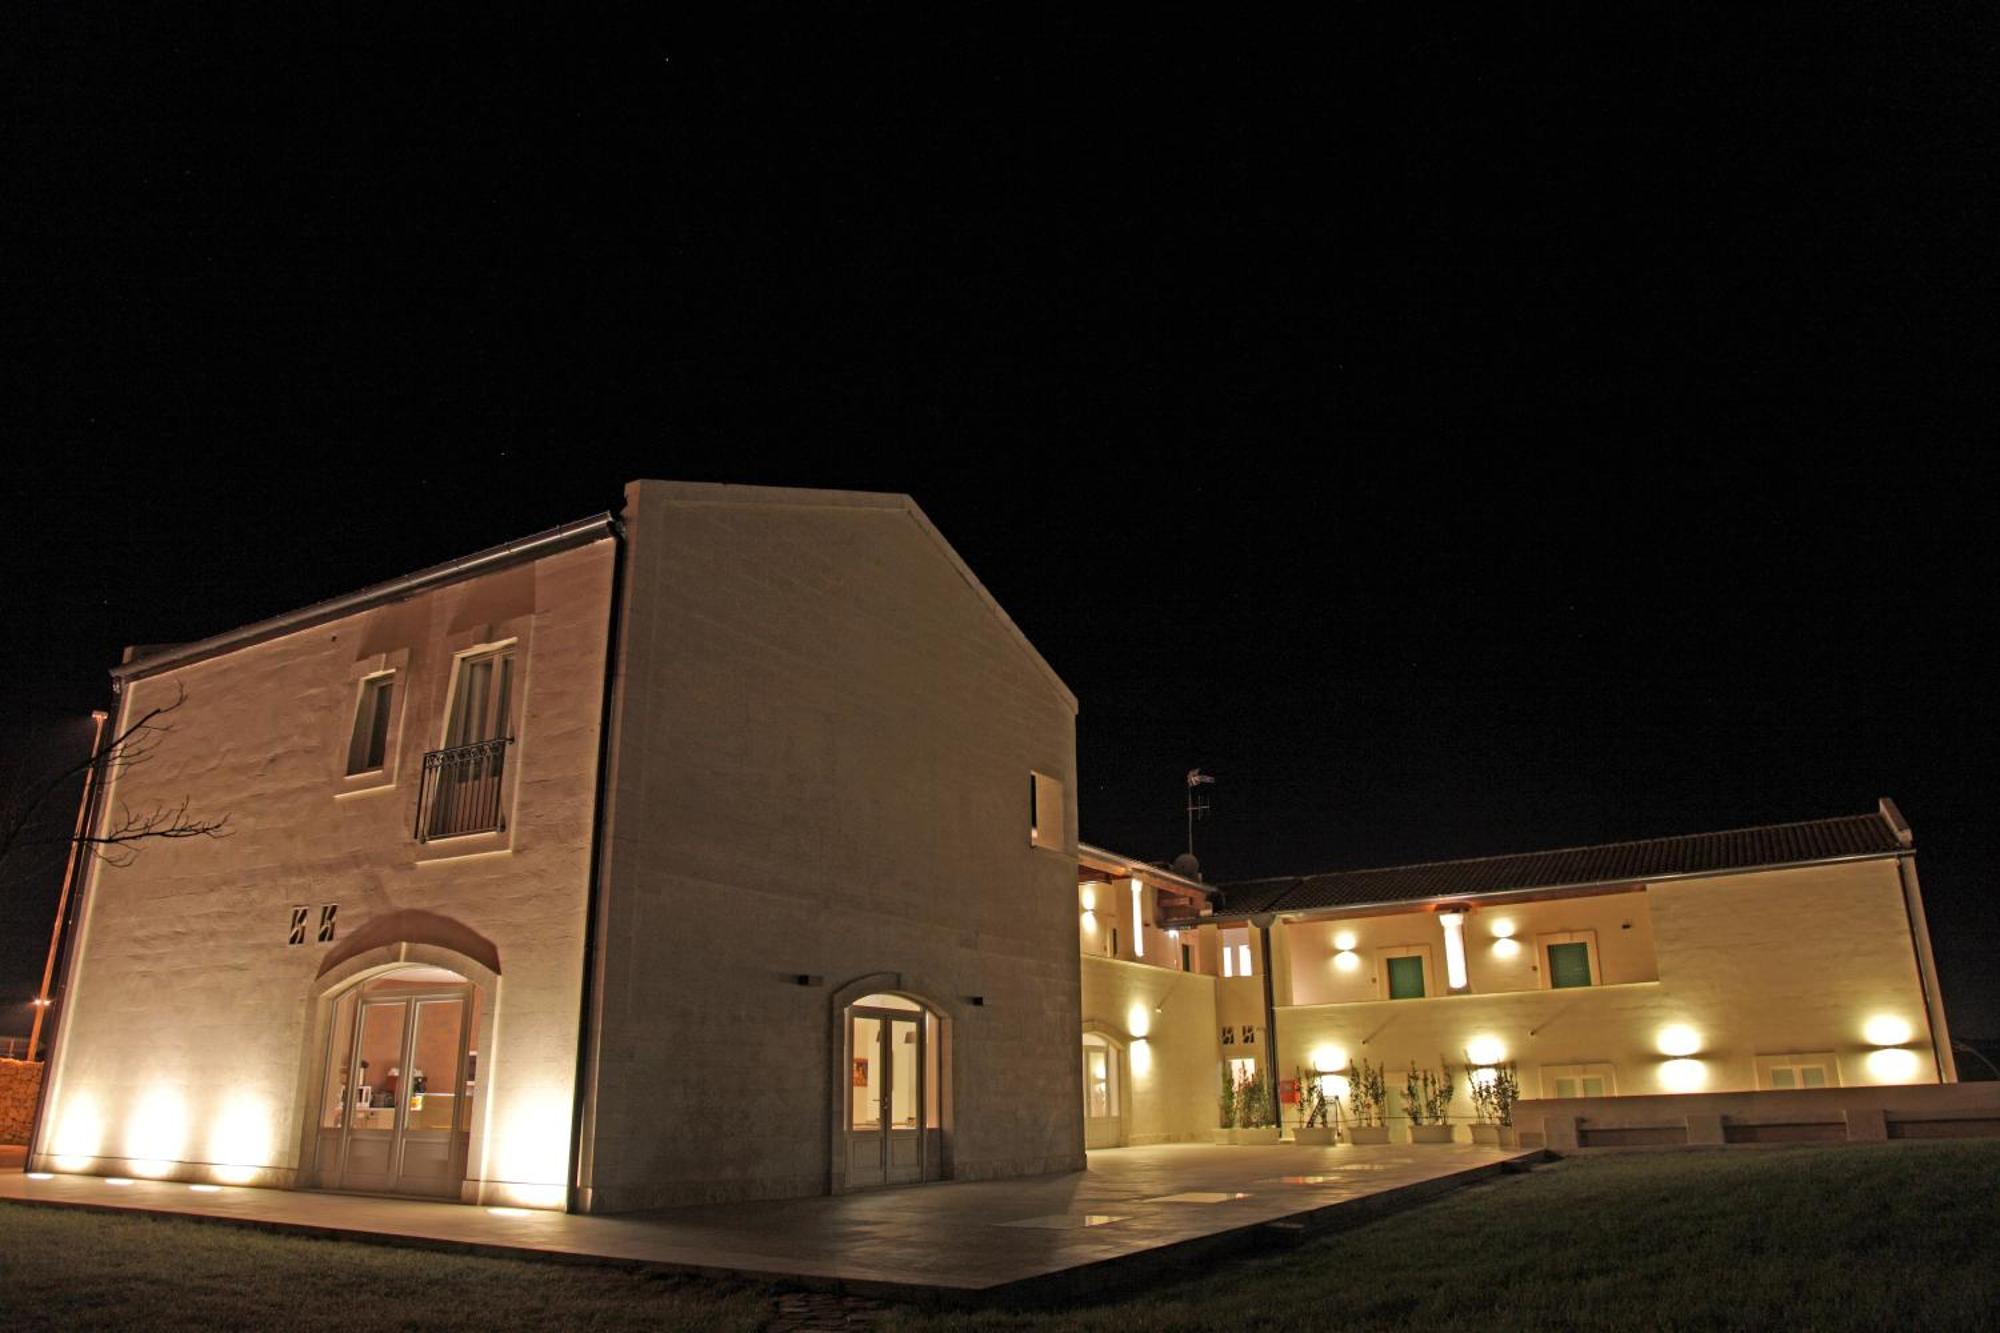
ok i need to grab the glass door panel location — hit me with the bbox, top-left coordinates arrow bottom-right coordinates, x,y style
340,1000 -> 409,1191
888,1018 -> 920,1129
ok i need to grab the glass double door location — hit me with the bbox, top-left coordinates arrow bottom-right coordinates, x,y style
846,1004 -> 926,1188
317,972 -> 476,1198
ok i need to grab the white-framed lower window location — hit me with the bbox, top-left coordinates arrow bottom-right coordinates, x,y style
1540,1062 -> 1616,1099
1030,770 -> 1067,850
1082,1033 -> 1120,1118
1756,1052 -> 1838,1090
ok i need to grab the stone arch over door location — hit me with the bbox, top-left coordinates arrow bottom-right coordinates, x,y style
826,972 -> 958,1194
292,936 -> 502,1199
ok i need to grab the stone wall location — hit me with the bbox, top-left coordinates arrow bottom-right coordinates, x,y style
0,1059 -> 44,1143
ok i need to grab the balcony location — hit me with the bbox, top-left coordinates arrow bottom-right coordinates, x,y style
415,737 -> 512,842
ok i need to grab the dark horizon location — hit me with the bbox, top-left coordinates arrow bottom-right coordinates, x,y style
7,13 -> 1996,1039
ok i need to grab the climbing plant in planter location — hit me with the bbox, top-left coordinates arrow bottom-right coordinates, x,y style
1405,1060 -> 1456,1143
1347,1059 -> 1390,1144
1213,1066 -> 1238,1144
1236,1073 -> 1280,1144
1466,1056 -> 1521,1146
1293,1065 -> 1335,1145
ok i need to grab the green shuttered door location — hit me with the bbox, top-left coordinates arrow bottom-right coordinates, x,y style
1547,941 -> 1593,988
1387,955 -> 1426,999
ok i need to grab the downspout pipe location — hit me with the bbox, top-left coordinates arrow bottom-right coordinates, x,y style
566,513 -> 629,1213
1250,912 -> 1280,1126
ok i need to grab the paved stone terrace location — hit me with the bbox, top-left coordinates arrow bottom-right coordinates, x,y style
0,1143 -> 1540,1303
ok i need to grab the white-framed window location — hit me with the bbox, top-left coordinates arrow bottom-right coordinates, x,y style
444,646 -> 516,748
1082,1033 -> 1120,1119
1030,770 -> 1066,850
1227,1056 -> 1258,1086
1756,1052 -> 1838,1090
345,672 -> 397,775
1535,930 -> 1600,990
1540,1062 -> 1616,1099
1220,928 -> 1253,978
1376,944 -> 1433,1000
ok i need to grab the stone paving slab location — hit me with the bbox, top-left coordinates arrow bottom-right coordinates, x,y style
0,1143 -> 1541,1304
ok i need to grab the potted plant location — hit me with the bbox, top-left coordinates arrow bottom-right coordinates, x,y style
1237,1073 -> 1281,1144
1347,1059 -> 1390,1144
1466,1057 -> 1520,1147
1405,1060 -> 1456,1143
1213,1066 -> 1238,1144
1293,1065 -> 1335,1145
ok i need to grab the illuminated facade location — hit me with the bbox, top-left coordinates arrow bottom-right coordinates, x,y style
35,482 -> 1081,1210
31,481 -> 1966,1213
1075,803 -> 1961,1148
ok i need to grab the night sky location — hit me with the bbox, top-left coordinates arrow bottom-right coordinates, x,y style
8,13 -> 1996,1043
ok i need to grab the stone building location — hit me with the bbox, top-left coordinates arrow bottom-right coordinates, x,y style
30,480 -> 1966,1209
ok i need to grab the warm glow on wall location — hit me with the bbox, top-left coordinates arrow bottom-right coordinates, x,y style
1865,1047 -> 1922,1083
1863,1015 -> 1914,1048
1658,1058 -> 1708,1092
1129,1039 -> 1153,1078
1656,1025 -> 1702,1057
1489,918 -> 1516,939
1333,949 -> 1360,972
1439,912 -> 1468,990
1126,1003 -> 1151,1040
206,1094 -> 274,1184
1309,1045 -> 1347,1073
1492,937 -> 1521,959
1079,883 -> 1099,912
1465,1035 -> 1506,1067
52,1093 -> 105,1170
125,1087 -> 190,1176
1319,1073 -> 1352,1100
1332,930 -> 1357,952
495,1091 -> 572,1210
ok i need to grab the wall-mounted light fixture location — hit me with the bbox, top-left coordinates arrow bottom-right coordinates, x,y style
1438,909 -> 1469,991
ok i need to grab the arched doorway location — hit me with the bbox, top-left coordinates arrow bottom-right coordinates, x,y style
310,965 -> 480,1198
843,992 -> 941,1188
1081,1031 -> 1125,1148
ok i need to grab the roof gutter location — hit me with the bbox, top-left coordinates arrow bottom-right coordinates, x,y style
111,513 -> 620,685
1171,847 -> 1910,929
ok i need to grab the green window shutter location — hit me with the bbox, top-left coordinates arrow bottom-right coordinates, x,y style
1801,1066 -> 1827,1088
1770,1067 -> 1796,1088
1387,955 -> 1426,999
1581,1075 -> 1606,1097
1554,1076 -> 1578,1098
1546,941 -> 1593,989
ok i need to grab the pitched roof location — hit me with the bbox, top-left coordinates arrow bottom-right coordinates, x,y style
1172,808 -> 1907,926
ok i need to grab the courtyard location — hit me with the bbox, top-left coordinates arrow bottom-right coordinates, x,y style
3,1142 -> 1997,1329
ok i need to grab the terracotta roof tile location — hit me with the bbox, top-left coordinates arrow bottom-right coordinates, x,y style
1172,810 -> 1903,925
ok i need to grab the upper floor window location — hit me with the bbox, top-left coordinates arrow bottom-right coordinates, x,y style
446,647 -> 516,747
1220,928 -> 1253,978
417,646 -> 517,842
1539,932 -> 1598,989
1030,771 -> 1066,849
345,674 -> 396,775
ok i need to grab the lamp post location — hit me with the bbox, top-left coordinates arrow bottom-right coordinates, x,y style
26,709 -> 109,1063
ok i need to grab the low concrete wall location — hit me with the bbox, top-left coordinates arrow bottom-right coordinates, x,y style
1524,1083 -> 2000,1150
0,1059 -> 45,1144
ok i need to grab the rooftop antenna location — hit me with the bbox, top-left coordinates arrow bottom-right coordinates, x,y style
1184,768 -> 1215,866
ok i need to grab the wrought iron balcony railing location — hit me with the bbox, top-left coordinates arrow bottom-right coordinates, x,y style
415,736 -> 513,842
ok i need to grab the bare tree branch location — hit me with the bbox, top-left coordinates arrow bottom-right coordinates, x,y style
0,683 -> 232,875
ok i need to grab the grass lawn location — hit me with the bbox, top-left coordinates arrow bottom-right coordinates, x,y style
3,1142 -> 1998,1330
